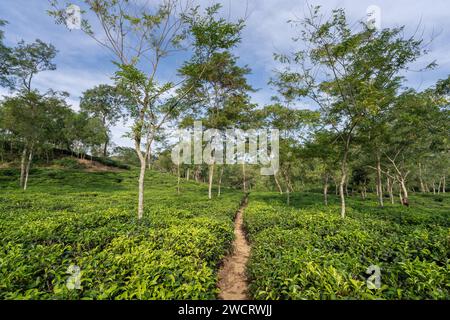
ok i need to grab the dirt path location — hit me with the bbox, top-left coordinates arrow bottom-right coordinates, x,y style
217,197 -> 250,300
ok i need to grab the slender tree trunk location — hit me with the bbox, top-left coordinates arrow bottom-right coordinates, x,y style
23,147 -> 33,191
137,156 -> 146,220
274,173 -> 283,194
194,166 -> 200,182
208,164 -> 214,200
340,171 -> 346,218
103,137 -> 108,157
443,176 -> 446,193
387,176 -> 394,204
418,163 -> 425,193
177,163 -> 180,195
20,147 -> 27,188
135,133 -> 152,221
217,166 -> 223,196
287,176 -> 294,193
283,169 -> 291,205
186,168 -> 190,181
345,175 -> 349,197
389,186 -> 394,204
438,179 -> 442,194
242,162 -> 246,193
340,149 -> 349,218
286,185 -> 290,205
399,179 -> 409,206
323,173 -> 329,206
376,154 -> 384,207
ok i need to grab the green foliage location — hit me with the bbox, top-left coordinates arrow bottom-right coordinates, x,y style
183,4 -> 244,53
0,19 -> 11,87
0,169 -> 242,299
2,38 -> 57,91
245,192 -> 450,300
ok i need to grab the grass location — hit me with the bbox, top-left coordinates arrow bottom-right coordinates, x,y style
0,168 -> 243,299
244,192 -> 450,300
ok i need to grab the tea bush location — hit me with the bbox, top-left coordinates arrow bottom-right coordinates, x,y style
0,169 -> 242,299
244,192 -> 450,300
53,157 -> 86,169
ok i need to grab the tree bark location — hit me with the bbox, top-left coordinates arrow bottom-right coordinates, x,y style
399,179 -> 409,206
443,176 -> 446,193
217,166 -> 224,196
418,163 -> 425,193
103,137 -> 109,157
274,173 -> 283,194
345,175 -> 349,197
387,176 -> 394,204
23,147 -> 33,191
339,170 -> 346,218
194,166 -> 200,182
287,175 -> 294,193
242,162 -> 246,193
323,173 -> 329,206
177,163 -> 180,195
208,164 -> 214,199
137,156 -> 146,220
20,147 -> 27,188
286,185 -> 290,205
376,154 -> 384,207
340,149 -> 349,218
283,169 -> 291,205
186,168 -> 190,181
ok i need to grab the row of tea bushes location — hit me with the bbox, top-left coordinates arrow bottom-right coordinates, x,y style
0,169 -> 242,299
244,192 -> 449,300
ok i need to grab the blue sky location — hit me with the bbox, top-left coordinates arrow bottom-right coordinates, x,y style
1,0 -> 449,148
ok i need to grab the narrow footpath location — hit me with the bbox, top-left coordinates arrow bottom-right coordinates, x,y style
217,197 -> 250,300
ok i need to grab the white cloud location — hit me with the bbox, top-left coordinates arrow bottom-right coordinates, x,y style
34,68 -> 113,110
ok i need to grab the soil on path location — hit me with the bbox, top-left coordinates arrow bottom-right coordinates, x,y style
217,197 -> 250,300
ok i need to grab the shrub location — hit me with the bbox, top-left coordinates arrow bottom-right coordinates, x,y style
244,192 -> 450,300
0,169 -> 242,299
53,157 -> 85,169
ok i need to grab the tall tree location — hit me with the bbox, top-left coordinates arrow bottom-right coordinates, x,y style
80,84 -> 128,156
0,91 -> 72,189
380,88 -> 448,206
50,0 -> 246,219
271,6 -> 429,217
259,103 -> 319,199
1,38 -> 57,188
0,19 -> 11,86
177,5 -> 249,199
